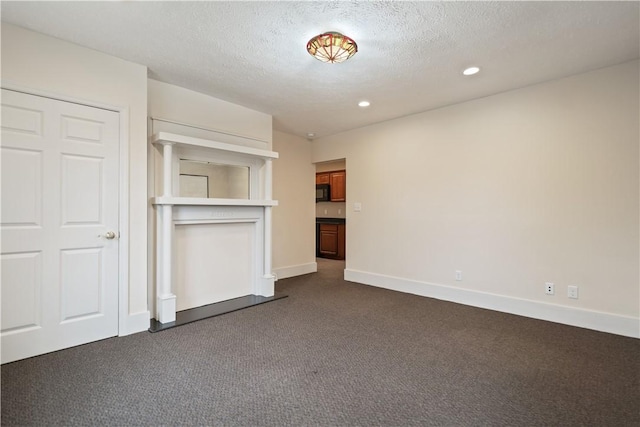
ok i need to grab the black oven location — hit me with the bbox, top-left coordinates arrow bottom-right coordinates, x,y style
316,184 -> 330,202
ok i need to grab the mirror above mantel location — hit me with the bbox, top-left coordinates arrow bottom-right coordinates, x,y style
179,159 -> 249,199
150,132 -> 279,206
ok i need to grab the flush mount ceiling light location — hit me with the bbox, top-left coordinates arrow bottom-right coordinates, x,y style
463,66 -> 480,76
358,101 -> 370,107
307,32 -> 357,63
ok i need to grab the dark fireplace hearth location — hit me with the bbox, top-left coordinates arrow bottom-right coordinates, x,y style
149,293 -> 287,332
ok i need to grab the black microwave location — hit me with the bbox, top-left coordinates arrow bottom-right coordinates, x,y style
316,184 -> 330,202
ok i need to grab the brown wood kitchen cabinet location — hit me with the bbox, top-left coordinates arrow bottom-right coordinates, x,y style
329,170 -> 346,201
316,173 -> 330,185
318,223 -> 345,260
316,170 -> 346,202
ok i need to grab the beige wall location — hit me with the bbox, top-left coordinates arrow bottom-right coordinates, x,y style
148,79 -> 272,147
316,202 -> 347,219
1,24 -> 149,334
316,159 -> 346,173
272,131 -> 317,279
312,60 -> 639,336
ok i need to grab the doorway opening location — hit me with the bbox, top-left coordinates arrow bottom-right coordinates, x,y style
314,159 -> 347,271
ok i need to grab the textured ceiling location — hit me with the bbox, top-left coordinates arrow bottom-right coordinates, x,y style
2,1 -> 639,139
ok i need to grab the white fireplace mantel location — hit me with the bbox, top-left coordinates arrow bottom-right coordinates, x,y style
151,132 -> 278,324
151,196 -> 278,207
153,132 -> 278,159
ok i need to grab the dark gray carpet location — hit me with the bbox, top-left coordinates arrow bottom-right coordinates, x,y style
2,258 -> 639,426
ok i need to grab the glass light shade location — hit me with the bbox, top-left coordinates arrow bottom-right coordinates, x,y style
307,32 -> 357,63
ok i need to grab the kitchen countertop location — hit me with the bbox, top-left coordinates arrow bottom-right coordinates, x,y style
316,217 -> 346,224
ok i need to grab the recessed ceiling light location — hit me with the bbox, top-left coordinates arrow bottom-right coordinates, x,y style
307,133 -> 315,138
358,101 -> 370,107
463,66 -> 480,76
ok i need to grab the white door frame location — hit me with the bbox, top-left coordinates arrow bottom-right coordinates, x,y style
1,81 -> 130,336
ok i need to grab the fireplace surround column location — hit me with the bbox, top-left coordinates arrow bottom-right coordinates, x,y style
262,159 -> 274,293
157,140 -> 177,323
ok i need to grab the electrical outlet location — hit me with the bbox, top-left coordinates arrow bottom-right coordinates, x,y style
545,282 -> 555,295
455,270 -> 462,281
568,285 -> 579,299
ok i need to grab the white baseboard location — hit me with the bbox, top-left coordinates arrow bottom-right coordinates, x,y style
273,262 -> 318,280
344,269 -> 639,339
119,311 -> 151,336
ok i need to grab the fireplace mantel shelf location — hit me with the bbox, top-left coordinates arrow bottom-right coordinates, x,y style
152,132 -> 279,159
151,196 -> 278,207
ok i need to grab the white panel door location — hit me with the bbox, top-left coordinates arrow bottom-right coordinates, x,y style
1,89 -> 120,364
